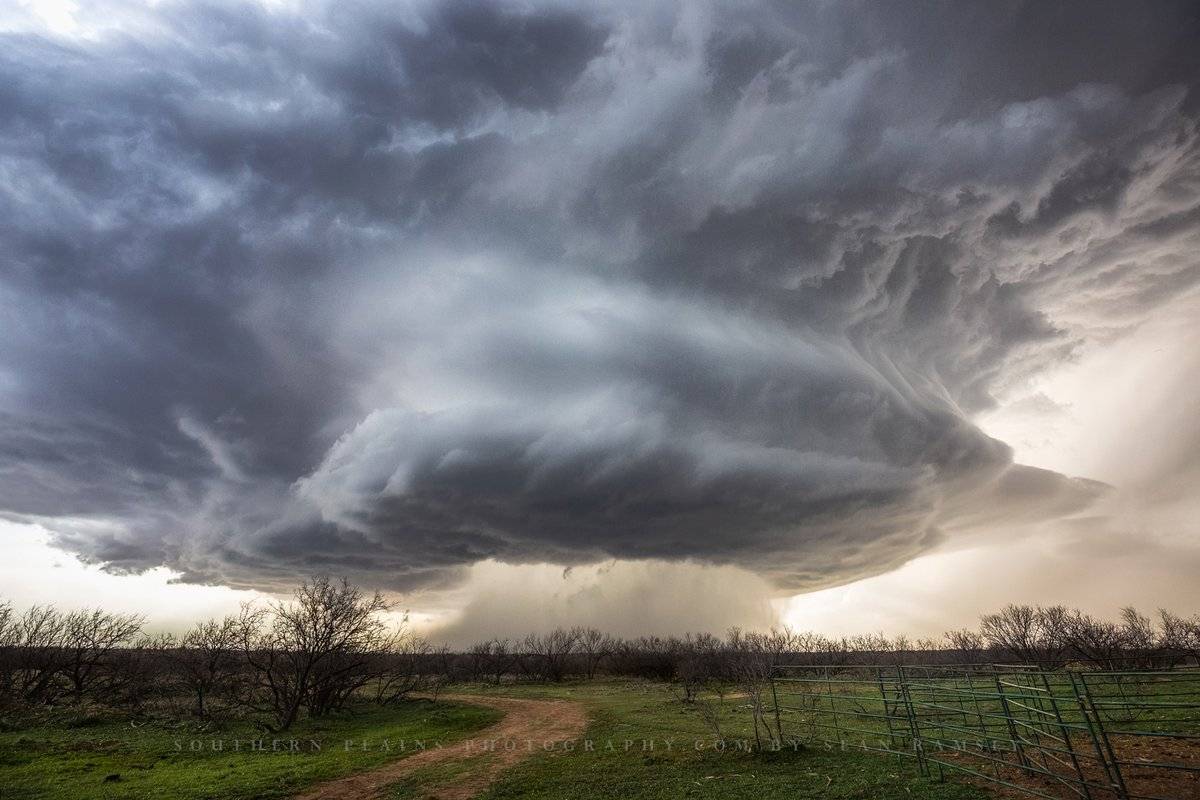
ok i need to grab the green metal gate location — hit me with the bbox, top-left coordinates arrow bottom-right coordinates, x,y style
769,664 -> 1200,799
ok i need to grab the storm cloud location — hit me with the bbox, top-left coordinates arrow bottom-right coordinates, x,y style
1,0 -> 1198,596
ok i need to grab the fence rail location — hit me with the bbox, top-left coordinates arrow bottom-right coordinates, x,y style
769,664 -> 1200,800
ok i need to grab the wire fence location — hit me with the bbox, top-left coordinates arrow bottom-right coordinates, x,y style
769,664 -> 1200,799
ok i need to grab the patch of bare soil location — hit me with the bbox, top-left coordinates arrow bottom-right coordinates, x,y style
941,734 -> 1200,800
291,695 -> 588,800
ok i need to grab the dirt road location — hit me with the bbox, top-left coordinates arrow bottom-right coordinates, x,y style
291,694 -> 588,800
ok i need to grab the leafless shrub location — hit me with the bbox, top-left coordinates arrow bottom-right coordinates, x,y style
0,600 -> 17,703
237,577 -> 392,731
574,627 -> 615,679
726,628 -> 781,748
847,633 -> 891,665
58,608 -> 146,701
5,605 -> 144,705
609,635 -> 676,681
459,638 -> 514,684
1063,611 -> 1127,670
370,622 -> 438,705
1159,609 -> 1200,665
945,628 -> 986,662
673,632 -> 724,703
488,638 -> 517,684
979,604 -> 1070,667
1118,607 -> 1158,668
521,628 -> 579,682
111,632 -> 174,711
13,605 -> 69,703
2,588 -> 1197,727
165,615 -> 242,716
464,640 -> 491,682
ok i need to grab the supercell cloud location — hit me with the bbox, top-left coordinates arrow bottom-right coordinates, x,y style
1,1 -> 1198,595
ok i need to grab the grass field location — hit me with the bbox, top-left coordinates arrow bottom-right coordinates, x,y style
767,667 -> 1200,799
0,680 -> 994,800
388,681 -> 990,800
0,700 -> 501,800
12,675 -> 1195,800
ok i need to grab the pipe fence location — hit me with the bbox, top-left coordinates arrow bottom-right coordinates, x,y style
769,664 -> 1200,799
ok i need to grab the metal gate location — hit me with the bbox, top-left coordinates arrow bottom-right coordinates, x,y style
769,664 -> 1200,799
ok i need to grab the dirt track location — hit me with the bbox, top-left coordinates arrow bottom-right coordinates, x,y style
291,695 -> 588,800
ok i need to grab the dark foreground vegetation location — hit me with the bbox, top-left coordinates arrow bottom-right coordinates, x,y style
1,578 -> 1198,731
0,578 -> 445,732
1,579 -> 1198,800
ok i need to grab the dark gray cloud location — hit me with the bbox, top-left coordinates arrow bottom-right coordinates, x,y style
1,0 -> 1198,595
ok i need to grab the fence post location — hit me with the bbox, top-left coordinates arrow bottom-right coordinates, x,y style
1078,672 -> 1131,800
877,667 -> 904,770
897,665 -> 930,778
965,669 -> 1002,779
1068,671 -> 1128,800
993,668 -> 1031,770
1037,669 -> 1094,800
823,665 -> 845,753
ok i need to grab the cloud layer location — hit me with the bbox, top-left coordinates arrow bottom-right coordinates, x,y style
2,0 -> 1198,596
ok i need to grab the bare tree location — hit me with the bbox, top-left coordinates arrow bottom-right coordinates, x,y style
58,608 -> 145,701
6,590 -> 1200,726
465,640 -> 492,682
610,636 -> 675,681
1159,609 -> 1200,665
980,604 -> 1039,662
112,632 -> 174,711
168,615 -> 242,716
239,577 -> 391,731
979,604 -> 1070,667
1037,605 -> 1073,668
821,635 -> 853,668
0,600 -> 17,703
725,628 -> 778,749
465,638 -> 518,685
487,638 -> 516,685
522,629 -> 579,682
1119,607 -> 1157,668
945,629 -> 986,663
371,626 -> 434,705
574,627 -> 614,680
673,632 -> 724,703
1063,611 -> 1126,669
13,605 -> 68,703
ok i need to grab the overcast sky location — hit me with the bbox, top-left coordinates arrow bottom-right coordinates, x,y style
1,0 -> 1198,640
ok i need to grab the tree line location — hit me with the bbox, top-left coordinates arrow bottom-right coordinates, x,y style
0,577 -> 438,731
452,604 -> 1200,683
2,579 -> 1198,733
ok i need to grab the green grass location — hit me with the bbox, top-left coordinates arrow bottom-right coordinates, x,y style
769,668 -> 1200,745
15,674 -> 1188,799
0,700 -> 501,800
389,681 -> 992,800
